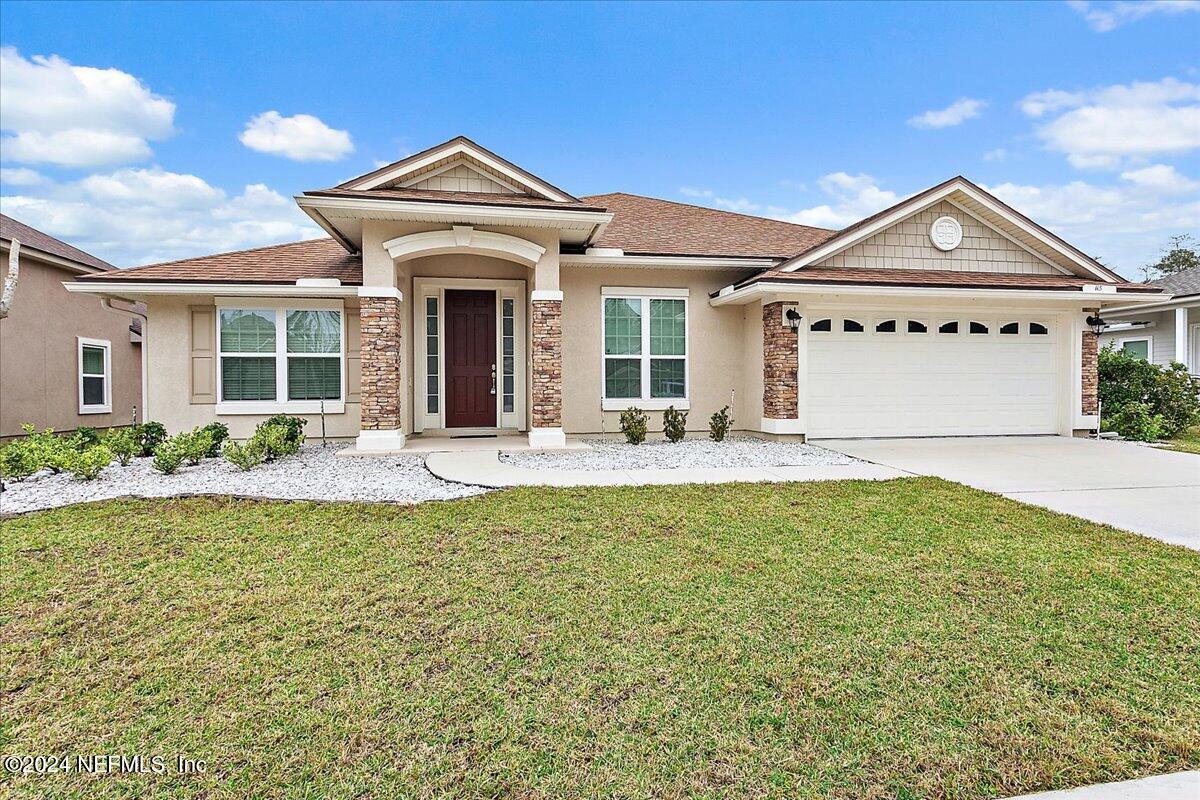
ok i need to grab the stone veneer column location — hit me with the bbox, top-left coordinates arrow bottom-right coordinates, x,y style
529,295 -> 566,448
762,302 -> 801,433
357,294 -> 405,450
1081,329 -> 1099,416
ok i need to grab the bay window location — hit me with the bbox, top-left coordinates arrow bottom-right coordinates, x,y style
602,289 -> 688,410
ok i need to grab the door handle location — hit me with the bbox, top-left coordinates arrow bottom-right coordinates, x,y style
490,363 -> 497,395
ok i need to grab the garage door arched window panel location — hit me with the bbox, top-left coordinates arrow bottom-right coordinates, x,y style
602,290 -> 688,406
906,319 -> 928,334
969,321 -> 990,335
842,318 -> 865,333
810,318 -> 832,333
1029,322 -> 1049,335
874,319 -> 897,334
937,320 -> 960,335
999,322 -> 1020,336
78,337 -> 112,414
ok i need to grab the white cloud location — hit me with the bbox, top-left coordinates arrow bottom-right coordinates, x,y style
0,47 -> 175,167
1119,163 -> 1200,193
680,173 -> 900,230
983,148 -> 1008,162
907,98 -> 986,130
1067,0 -> 1199,32
0,167 -> 47,186
0,168 -> 322,266
239,111 -> 354,162
1020,77 -> 1200,166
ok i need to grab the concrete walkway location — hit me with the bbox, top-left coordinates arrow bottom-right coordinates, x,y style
1005,770 -> 1198,799
820,436 -> 1200,549
425,449 -> 907,488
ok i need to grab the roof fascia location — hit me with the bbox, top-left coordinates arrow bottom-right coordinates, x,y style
561,253 -> 777,269
296,194 -> 613,228
709,280 -> 1168,307
63,281 -> 359,297
1,239 -> 108,274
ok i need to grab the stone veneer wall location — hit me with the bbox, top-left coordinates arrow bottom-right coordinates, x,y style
762,302 -> 799,419
531,300 -> 562,428
359,296 -> 402,431
1081,330 -> 1098,416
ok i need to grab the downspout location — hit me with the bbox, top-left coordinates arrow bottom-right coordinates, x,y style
101,297 -> 148,425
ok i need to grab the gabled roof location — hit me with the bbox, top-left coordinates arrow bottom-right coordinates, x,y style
1147,267 -> 1200,297
580,193 -> 835,259
0,213 -> 114,272
335,136 -> 579,202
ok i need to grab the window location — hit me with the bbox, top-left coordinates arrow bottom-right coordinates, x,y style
843,318 -> 864,333
602,293 -> 687,406
502,298 -> 515,413
1029,322 -> 1049,335
875,319 -> 897,334
810,318 -> 832,332
1120,338 -> 1150,361
1000,322 -> 1020,335
425,297 -> 439,414
218,306 -> 343,408
937,320 -> 959,335
78,338 -> 111,413
907,320 -> 928,334
969,321 -> 989,335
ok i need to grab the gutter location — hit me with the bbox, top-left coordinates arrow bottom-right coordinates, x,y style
709,280 -> 1174,307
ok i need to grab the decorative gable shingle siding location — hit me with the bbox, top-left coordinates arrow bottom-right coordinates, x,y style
816,201 -> 1059,275
408,164 -> 517,194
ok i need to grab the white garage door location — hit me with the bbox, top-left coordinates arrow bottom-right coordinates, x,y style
807,314 -> 1060,438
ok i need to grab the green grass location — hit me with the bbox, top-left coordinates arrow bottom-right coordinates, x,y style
3,479 -> 1199,799
1160,425 -> 1200,455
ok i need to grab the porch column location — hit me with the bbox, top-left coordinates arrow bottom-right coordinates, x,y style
357,288 -> 406,450
1081,325 -> 1099,417
762,301 -> 803,435
1175,306 -> 1189,368
529,294 -> 565,448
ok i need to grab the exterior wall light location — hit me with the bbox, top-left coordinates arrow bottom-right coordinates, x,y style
784,307 -> 802,331
1085,315 -> 1107,335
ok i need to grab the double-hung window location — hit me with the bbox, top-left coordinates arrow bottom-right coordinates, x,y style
78,337 -> 112,414
602,290 -> 688,410
217,305 -> 344,412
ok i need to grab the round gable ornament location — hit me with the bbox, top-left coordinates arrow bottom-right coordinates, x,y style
929,216 -> 963,251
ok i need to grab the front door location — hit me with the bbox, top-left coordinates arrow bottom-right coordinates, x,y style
444,290 -> 497,428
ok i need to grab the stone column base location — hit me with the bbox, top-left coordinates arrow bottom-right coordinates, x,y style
528,427 -> 566,449
761,418 -> 805,435
356,429 -> 407,451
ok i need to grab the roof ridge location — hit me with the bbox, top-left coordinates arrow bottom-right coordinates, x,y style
116,237 -> 342,272
578,192 -> 836,234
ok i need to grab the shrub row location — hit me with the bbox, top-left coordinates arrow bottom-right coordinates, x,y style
618,405 -> 734,445
1099,346 -> 1199,441
222,415 -> 306,472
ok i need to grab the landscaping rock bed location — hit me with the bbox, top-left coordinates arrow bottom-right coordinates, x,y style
0,445 -> 487,514
501,435 -> 860,470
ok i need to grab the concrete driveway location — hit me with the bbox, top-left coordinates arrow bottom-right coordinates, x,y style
818,436 -> 1200,550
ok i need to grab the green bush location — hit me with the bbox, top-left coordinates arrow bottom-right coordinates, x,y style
103,427 -> 141,466
178,430 -> 215,466
663,406 -> 688,443
72,426 -> 102,451
1099,346 -> 1199,438
152,438 -> 187,475
223,439 -> 265,472
1154,363 -> 1200,438
136,421 -> 168,457
0,439 -> 41,481
709,405 -> 734,442
619,407 -> 648,445
16,425 -> 76,474
253,415 -> 305,461
199,422 -> 230,457
65,445 -> 113,480
1105,402 -> 1165,442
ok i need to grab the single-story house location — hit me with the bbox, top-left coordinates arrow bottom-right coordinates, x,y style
65,136 -> 1167,450
1,214 -> 144,441
1099,267 -> 1198,371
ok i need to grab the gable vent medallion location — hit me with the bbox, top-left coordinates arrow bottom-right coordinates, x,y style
929,216 -> 963,251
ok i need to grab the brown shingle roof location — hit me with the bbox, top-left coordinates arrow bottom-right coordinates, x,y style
304,186 -> 605,211
79,238 -> 362,284
731,266 -> 1164,294
580,193 -> 835,259
0,213 -> 114,272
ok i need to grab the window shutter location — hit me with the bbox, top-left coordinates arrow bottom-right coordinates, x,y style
189,306 -> 217,404
346,309 -> 361,402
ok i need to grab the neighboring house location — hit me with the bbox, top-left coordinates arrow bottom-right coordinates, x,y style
1,214 -> 144,440
1099,267 -> 1199,373
66,136 -> 1166,450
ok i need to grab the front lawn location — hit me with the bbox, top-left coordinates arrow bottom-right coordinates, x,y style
1160,425 -> 1200,455
4,479 -> 1199,799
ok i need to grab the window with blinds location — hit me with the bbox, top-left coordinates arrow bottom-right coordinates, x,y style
218,307 -> 343,404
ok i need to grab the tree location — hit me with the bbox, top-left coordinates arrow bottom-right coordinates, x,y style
1142,234 -> 1200,281
0,238 -> 19,319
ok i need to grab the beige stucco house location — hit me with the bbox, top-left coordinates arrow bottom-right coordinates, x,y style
1,214 -> 143,440
1099,268 -> 1198,372
66,137 -> 1167,450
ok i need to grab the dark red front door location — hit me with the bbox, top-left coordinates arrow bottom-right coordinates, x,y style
444,290 -> 497,428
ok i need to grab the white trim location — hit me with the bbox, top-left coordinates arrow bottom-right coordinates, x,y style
530,289 -> 564,301
601,286 -> 689,297
358,286 -> 403,300
216,401 -> 346,415
709,280 -> 1169,307
356,429 -> 407,451
600,291 -> 689,409
1100,321 -> 1155,333
77,336 -> 112,414
761,418 -> 805,435
64,281 -> 358,297
397,158 -> 527,194
601,398 -> 691,412
383,226 -> 547,267
527,427 -> 567,448
1102,295 -> 1187,316
1190,323 -> 1200,372
564,253 -> 777,270
296,278 -> 342,287
1116,335 -> 1152,361
1175,307 -> 1189,366
297,194 -> 612,227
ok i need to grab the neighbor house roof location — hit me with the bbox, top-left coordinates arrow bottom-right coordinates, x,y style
727,266 -> 1164,294
1147,267 -> 1200,298
0,213 -> 115,272
78,238 -> 362,285
579,193 -> 835,259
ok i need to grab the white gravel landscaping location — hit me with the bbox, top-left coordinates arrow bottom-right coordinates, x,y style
501,435 -> 861,470
0,444 -> 487,514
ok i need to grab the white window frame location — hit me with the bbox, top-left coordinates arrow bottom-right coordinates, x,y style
215,298 -> 346,415
1117,335 -> 1152,361
872,318 -> 898,335
78,337 -> 112,414
905,318 -> 930,335
935,319 -> 961,336
600,287 -> 690,411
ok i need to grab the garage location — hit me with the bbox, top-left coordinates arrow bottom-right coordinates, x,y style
806,313 -> 1060,438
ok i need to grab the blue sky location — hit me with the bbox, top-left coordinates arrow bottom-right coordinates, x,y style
1,0 -> 1197,277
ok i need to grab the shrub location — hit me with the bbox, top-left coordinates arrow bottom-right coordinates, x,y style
178,430 -> 215,466
199,422 -> 230,457
18,425 -> 75,474
72,426 -> 102,450
1099,346 -> 1200,438
136,421 -> 168,457
1153,363 -> 1200,438
65,445 -> 112,480
152,438 -> 187,475
1105,402 -> 1165,442
619,407 -> 648,445
103,427 -> 141,466
253,415 -> 305,461
0,439 -> 40,481
663,406 -> 688,443
223,438 -> 265,472
709,405 -> 734,442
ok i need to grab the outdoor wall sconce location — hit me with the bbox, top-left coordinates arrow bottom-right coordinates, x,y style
784,306 -> 802,331
1085,315 -> 1107,335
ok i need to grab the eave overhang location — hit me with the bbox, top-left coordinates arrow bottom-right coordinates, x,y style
709,280 -> 1172,308
63,281 -> 360,298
